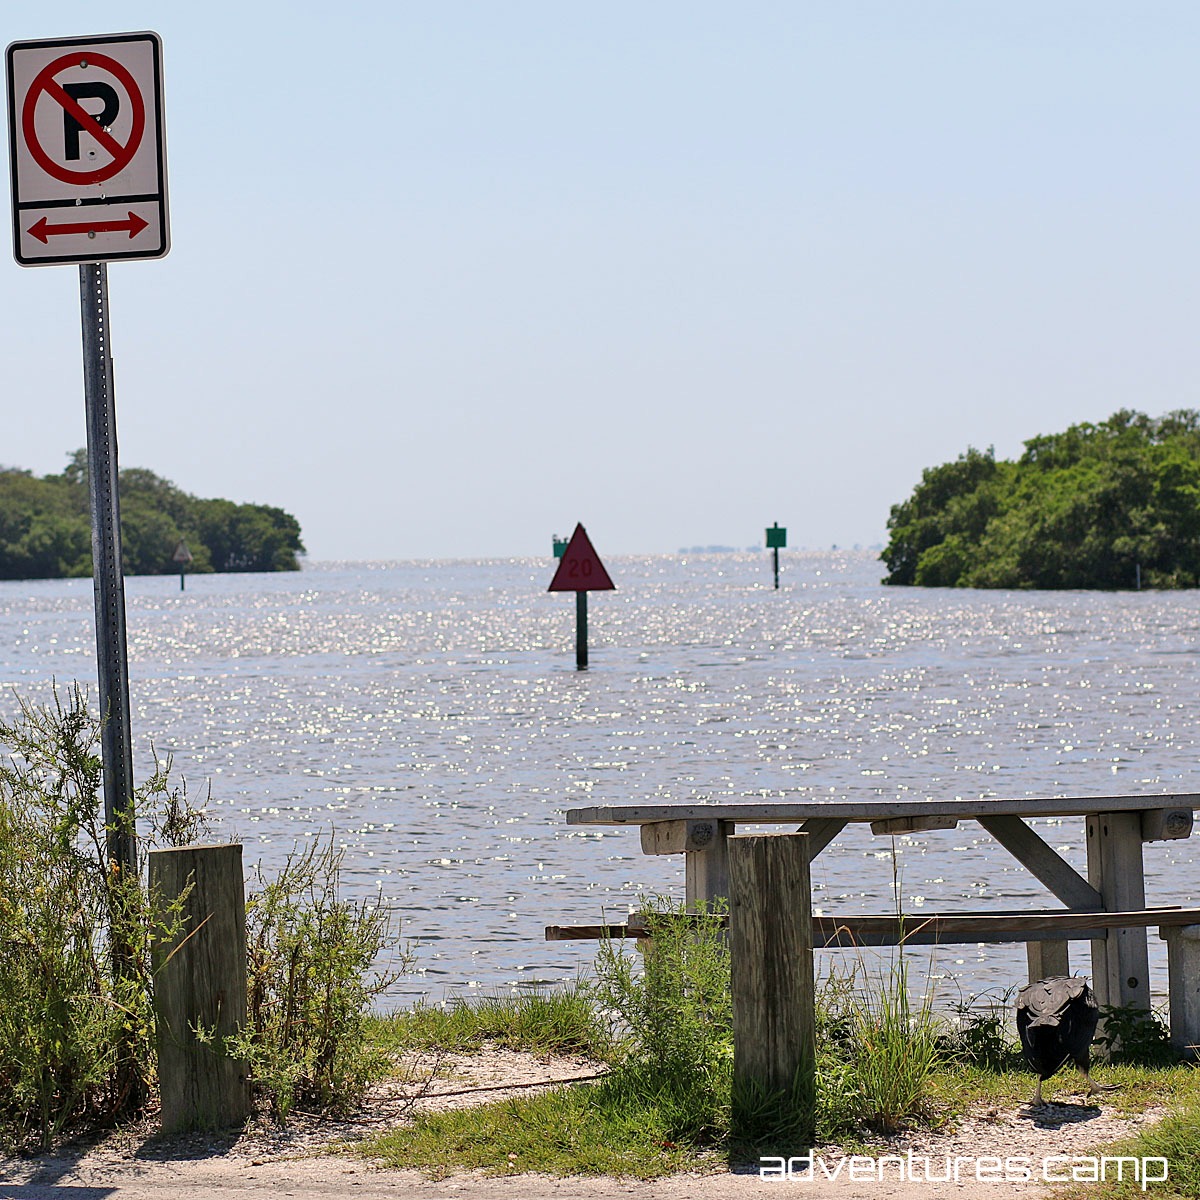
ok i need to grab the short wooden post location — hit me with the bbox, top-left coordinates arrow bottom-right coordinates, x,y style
728,833 -> 815,1144
150,844 -> 250,1133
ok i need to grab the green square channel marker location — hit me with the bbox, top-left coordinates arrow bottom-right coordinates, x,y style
766,524 -> 787,548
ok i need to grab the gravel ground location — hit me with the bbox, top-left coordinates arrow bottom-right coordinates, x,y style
0,1050 -> 1170,1200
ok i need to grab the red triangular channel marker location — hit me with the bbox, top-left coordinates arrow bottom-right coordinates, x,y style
548,523 -> 615,592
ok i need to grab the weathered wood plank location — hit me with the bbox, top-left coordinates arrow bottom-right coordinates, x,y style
150,844 -> 250,1135
870,814 -> 958,835
544,924 -> 633,941
550,906 -> 1200,945
566,793 -> 1200,826
796,817 -> 847,858
1142,808 -> 1194,842
728,834 -> 814,1141
977,814 -> 1102,909
640,819 -> 723,856
815,908 -> 1200,946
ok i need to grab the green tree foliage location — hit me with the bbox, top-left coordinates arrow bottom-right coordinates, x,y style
881,410 -> 1200,589
0,450 -> 304,579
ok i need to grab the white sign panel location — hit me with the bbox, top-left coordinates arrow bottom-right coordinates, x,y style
6,31 -> 169,266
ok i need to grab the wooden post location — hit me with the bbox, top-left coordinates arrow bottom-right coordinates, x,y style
1086,812 -> 1151,1015
150,844 -> 250,1133
728,833 -> 815,1143
576,590 -> 588,670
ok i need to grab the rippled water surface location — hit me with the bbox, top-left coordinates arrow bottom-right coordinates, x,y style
1,551 -> 1197,1006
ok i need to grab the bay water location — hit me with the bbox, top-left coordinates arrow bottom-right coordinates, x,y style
1,550 -> 1196,1008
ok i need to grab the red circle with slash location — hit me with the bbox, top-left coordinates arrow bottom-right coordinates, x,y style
22,51 -> 145,185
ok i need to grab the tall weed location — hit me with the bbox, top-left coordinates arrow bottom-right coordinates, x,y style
590,896 -> 733,1144
936,988 -> 1023,1071
813,956 -> 943,1137
0,689 -> 196,1149
229,837 -> 408,1121
1096,1002 -> 1176,1067
0,688 -> 413,1143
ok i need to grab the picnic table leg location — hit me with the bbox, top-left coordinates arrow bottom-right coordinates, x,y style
1086,812 -> 1151,1014
1161,924 -> 1200,1060
1026,940 -> 1069,983
684,820 -> 735,911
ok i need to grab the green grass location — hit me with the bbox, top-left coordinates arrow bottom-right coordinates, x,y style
927,1061 -> 1200,1123
354,981 -> 1200,1184
1096,1105 -> 1200,1199
367,983 -> 613,1061
360,1053 -> 1200,1183
364,1074 -> 724,1180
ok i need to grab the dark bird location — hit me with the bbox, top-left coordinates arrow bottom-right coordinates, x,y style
1016,976 -> 1113,1107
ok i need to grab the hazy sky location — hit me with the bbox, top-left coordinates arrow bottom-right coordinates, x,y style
4,3 -> 1199,561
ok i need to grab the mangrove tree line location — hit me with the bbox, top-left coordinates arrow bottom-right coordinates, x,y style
881,410 -> 1200,589
0,450 -> 304,579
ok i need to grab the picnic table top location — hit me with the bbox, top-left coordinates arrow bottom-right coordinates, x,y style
565,792 -> 1200,826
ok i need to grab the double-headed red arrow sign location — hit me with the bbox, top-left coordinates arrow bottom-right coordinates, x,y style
28,210 -> 147,243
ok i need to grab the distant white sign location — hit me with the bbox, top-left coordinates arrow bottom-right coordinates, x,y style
6,31 -> 169,266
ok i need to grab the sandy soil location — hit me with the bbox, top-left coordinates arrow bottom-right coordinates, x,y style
0,1050 -> 1169,1200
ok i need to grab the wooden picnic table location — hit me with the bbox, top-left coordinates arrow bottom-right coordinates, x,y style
564,794 -> 1199,1024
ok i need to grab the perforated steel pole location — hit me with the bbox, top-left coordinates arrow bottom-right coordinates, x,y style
80,262 -> 136,873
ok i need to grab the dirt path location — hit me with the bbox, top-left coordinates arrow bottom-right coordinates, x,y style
0,1050 -> 1168,1199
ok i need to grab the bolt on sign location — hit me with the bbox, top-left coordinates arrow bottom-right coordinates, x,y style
6,31 -> 169,265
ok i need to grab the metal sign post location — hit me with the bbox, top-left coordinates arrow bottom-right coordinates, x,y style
7,31 -> 170,875
81,261 -> 136,872
173,539 -> 193,591
766,522 -> 787,590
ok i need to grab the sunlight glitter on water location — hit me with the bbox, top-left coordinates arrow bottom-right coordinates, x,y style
0,551 -> 1196,1006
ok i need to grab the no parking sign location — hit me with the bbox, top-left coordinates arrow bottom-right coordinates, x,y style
6,31 -> 168,265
